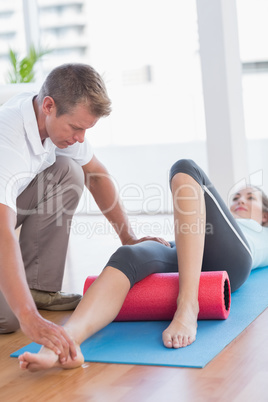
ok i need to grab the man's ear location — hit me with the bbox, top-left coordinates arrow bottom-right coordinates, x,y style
262,212 -> 268,226
42,96 -> 56,115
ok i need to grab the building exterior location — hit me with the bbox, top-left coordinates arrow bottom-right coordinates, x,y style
0,0 -> 90,84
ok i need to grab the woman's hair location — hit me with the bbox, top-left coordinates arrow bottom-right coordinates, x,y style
37,63 -> 112,118
254,186 -> 268,214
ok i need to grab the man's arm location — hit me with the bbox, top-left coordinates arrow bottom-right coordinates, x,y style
82,156 -> 170,246
0,204 -> 77,363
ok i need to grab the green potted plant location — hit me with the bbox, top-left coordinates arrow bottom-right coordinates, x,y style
6,45 -> 49,83
0,44 -> 50,105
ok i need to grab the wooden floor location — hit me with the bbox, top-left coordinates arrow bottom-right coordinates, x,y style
1,215 -> 268,401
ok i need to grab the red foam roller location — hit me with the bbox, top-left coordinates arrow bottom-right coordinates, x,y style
83,271 -> 231,321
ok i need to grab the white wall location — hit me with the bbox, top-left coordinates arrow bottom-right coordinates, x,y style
247,139 -> 268,190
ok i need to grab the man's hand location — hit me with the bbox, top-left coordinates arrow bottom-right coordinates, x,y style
124,236 -> 171,247
19,311 -> 77,364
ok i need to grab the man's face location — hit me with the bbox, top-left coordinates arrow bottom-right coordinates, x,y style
44,100 -> 99,149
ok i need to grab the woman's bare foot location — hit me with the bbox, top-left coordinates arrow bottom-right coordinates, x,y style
18,342 -> 84,372
162,300 -> 199,348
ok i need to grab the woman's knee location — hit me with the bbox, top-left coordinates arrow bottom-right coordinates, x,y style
106,245 -> 143,287
169,159 -> 197,188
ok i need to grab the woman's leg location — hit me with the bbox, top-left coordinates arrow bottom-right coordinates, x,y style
19,266 -> 131,371
162,172 -> 205,348
162,159 -> 253,348
64,267 -> 131,344
19,240 -> 179,371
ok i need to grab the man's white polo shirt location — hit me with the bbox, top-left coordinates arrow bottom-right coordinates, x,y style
0,92 -> 93,213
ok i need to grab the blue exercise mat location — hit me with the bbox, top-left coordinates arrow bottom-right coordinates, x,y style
11,267 -> 268,368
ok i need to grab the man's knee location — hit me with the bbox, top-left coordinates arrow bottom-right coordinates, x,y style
53,156 -> 85,191
0,314 -> 20,334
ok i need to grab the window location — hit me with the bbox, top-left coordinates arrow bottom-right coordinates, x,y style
0,0 -> 205,147
237,0 -> 268,140
86,0 -> 206,147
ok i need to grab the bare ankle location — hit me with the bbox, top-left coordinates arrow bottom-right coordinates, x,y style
175,297 -> 199,317
63,326 -> 80,347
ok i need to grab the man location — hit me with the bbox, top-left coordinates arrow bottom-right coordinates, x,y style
0,63 -> 168,363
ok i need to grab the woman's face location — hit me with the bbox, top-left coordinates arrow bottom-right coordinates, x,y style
230,187 -> 266,224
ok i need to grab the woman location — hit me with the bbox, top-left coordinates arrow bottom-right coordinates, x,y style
18,159 -> 268,371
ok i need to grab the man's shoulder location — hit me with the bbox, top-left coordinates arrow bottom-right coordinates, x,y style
1,92 -> 36,116
1,91 -> 36,107
0,92 -> 36,138
0,107 -> 24,141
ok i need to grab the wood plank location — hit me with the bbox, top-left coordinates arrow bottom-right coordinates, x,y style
0,309 -> 267,401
